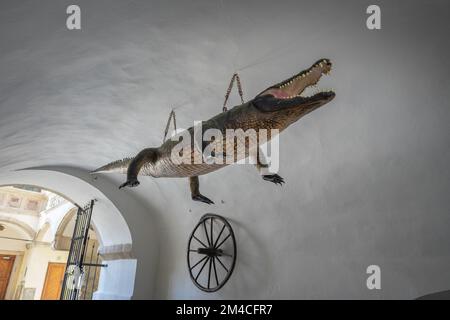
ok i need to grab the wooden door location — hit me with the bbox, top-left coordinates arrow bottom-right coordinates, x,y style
41,263 -> 66,300
0,254 -> 15,300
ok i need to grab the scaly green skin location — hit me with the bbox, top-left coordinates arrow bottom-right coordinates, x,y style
92,59 -> 335,204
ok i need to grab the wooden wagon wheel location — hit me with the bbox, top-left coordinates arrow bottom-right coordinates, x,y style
187,214 -> 237,292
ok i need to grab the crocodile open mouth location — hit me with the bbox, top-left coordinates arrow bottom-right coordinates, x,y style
257,59 -> 334,104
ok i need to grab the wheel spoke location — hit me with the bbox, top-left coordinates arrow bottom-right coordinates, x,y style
213,224 -> 226,248
210,218 -> 213,247
190,255 -> 208,270
216,233 -> 231,249
215,256 -> 229,273
207,257 -> 212,289
220,252 -> 233,257
195,257 -> 210,281
193,235 -> 207,248
212,257 -> 219,287
203,220 -> 211,247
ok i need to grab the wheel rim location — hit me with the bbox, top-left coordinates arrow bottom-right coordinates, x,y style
187,214 -> 237,292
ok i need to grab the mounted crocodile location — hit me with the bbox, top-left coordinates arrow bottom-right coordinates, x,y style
92,59 -> 335,204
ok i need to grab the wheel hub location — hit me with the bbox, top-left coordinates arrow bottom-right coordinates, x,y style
197,247 -> 223,257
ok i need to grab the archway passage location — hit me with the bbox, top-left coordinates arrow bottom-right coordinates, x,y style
0,185 -> 75,299
0,172 -> 137,300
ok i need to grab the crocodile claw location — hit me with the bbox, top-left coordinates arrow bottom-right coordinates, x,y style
119,179 -> 140,189
192,194 -> 215,205
263,174 -> 285,186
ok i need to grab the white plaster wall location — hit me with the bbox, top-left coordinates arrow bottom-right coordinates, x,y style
0,223 -> 30,251
0,212 -> 39,232
19,245 -> 68,300
0,240 -> 26,252
0,0 -> 449,300
93,259 -> 137,300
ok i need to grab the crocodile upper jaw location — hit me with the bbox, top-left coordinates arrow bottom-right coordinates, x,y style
255,59 -> 335,110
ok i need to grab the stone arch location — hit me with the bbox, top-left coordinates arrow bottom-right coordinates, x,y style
0,179 -> 132,253
0,215 -> 35,239
35,221 -> 50,241
0,168 -> 158,299
56,207 -> 77,235
53,207 -> 77,250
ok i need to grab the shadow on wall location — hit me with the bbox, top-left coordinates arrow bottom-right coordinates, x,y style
221,217 -> 274,297
416,290 -> 450,300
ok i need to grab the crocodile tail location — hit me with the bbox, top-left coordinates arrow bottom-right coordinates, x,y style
90,157 -> 133,174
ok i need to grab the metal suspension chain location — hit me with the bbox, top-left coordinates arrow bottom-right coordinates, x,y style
163,109 -> 177,142
162,72 -> 244,141
222,73 -> 244,112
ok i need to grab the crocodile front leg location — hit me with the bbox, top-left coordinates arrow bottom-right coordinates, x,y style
189,176 -> 214,205
255,147 -> 285,186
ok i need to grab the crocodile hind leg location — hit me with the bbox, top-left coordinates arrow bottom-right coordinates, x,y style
255,147 -> 285,186
189,176 -> 214,204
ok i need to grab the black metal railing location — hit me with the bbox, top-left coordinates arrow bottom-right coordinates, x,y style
60,200 -> 107,300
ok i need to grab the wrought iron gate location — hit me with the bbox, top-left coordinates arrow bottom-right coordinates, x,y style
60,200 -> 107,300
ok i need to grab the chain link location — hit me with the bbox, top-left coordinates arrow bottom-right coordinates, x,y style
222,73 -> 245,112
163,110 -> 177,142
